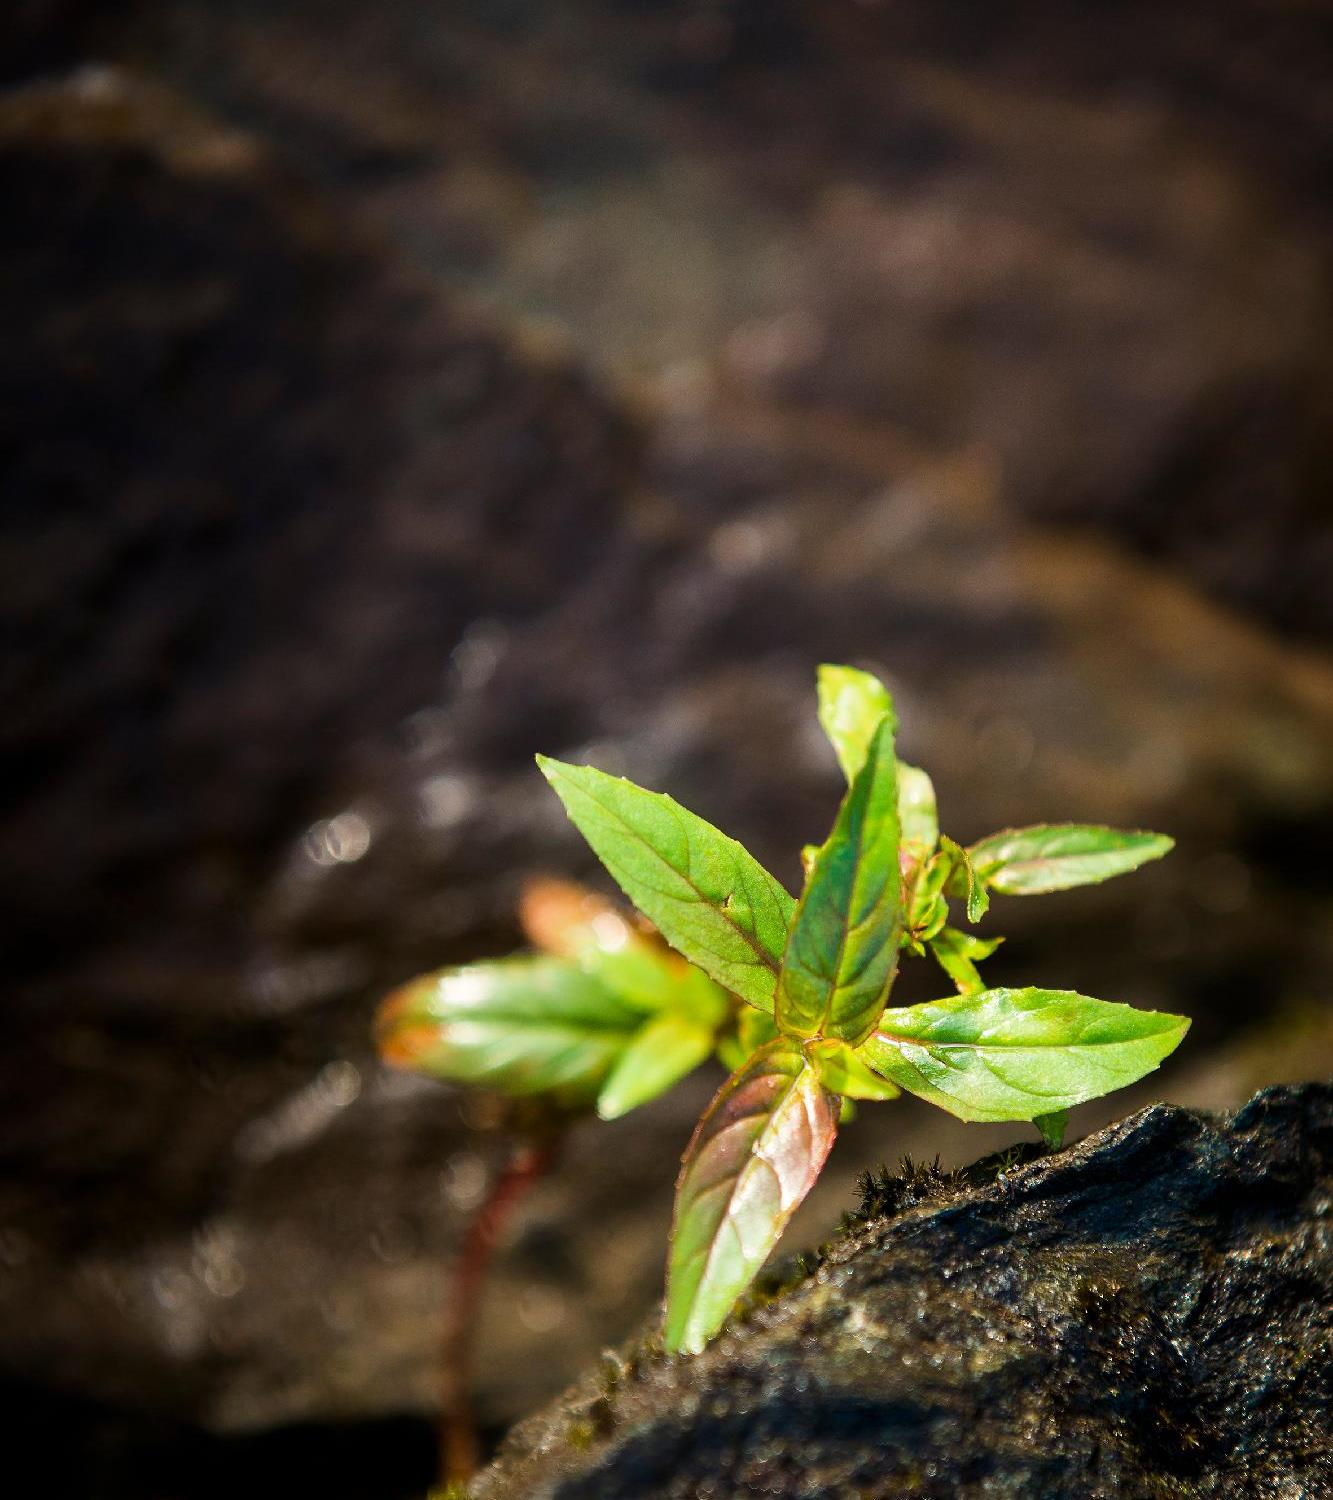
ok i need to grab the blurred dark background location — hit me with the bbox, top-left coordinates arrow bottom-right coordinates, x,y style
3,2 -> 1332,1495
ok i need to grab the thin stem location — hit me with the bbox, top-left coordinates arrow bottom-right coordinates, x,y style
440,1137 -> 560,1487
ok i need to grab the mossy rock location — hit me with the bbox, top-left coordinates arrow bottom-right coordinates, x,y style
475,1083 -> 1332,1499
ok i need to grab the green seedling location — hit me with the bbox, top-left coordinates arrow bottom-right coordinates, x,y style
379,664 -> 1186,1366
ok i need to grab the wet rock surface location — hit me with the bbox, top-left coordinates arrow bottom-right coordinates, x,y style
475,1083 -> 1333,1500
2,3 -> 1333,1490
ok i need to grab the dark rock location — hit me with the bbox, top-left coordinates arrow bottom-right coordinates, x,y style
0,67 -> 635,993
107,0 -> 1333,639
475,1083 -> 1333,1500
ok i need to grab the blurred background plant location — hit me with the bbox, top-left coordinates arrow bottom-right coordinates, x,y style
3,2 -> 1332,1497
377,874 -> 737,1484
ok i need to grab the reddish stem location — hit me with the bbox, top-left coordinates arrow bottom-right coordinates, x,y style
441,1138 -> 559,1486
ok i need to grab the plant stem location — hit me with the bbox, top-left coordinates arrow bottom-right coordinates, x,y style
441,1137 -> 559,1487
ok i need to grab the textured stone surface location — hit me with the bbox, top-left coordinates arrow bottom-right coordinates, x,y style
476,1083 -> 1333,1500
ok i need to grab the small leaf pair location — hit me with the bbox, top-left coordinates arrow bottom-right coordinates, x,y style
537,665 -> 1185,1353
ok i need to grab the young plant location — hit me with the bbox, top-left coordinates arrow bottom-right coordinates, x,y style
380,664 -> 1187,1365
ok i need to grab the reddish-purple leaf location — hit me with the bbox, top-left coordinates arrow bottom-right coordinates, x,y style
664,1039 -> 837,1354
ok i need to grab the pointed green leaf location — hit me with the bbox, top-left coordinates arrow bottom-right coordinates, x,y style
816,664 -> 896,782
941,834 -> 989,921
929,926 -> 1003,994
809,1039 -> 902,1100
537,757 -> 795,1013
597,1012 -> 717,1120
968,825 -> 1174,895
897,762 -> 938,861
1035,1109 -> 1068,1150
377,957 -> 641,1106
776,718 -> 902,1044
665,1040 -> 837,1355
861,987 -> 1189,1123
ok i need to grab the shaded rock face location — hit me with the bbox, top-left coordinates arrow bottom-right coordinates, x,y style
0,75 -> 634,991
110,0 -> 1333,640
477,1084 -> 1333,1500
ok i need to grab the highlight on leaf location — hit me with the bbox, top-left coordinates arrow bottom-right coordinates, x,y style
377,957 -> 643,1107
861,987 -> 1190,1123
968,824 -> 1174,895
664,1039 -> 837,1355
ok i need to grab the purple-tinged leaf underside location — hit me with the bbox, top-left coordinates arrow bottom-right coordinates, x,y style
664,1039 -> 837,1355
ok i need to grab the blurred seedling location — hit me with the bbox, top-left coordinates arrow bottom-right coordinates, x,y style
376,873 -> 736,1483
378,664 -> 1188,1484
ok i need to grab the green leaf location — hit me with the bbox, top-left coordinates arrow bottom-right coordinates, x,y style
664,1040 -> 837,1355
537,757 -> 796,1014
907,849 -> 951,941
897,762 -> 938,861
941,834 -> 989,921
376,957 -> 641,1106
775,718 -> 902,1044
809,1039 -> 902,1100
860,987 -> 1189,1122
1035,1109 -> 1068,1150
816,664 -> 896,782
928,927 -> 1003,994
597,1012 -> 717,1120
968,825 -> 1174,895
